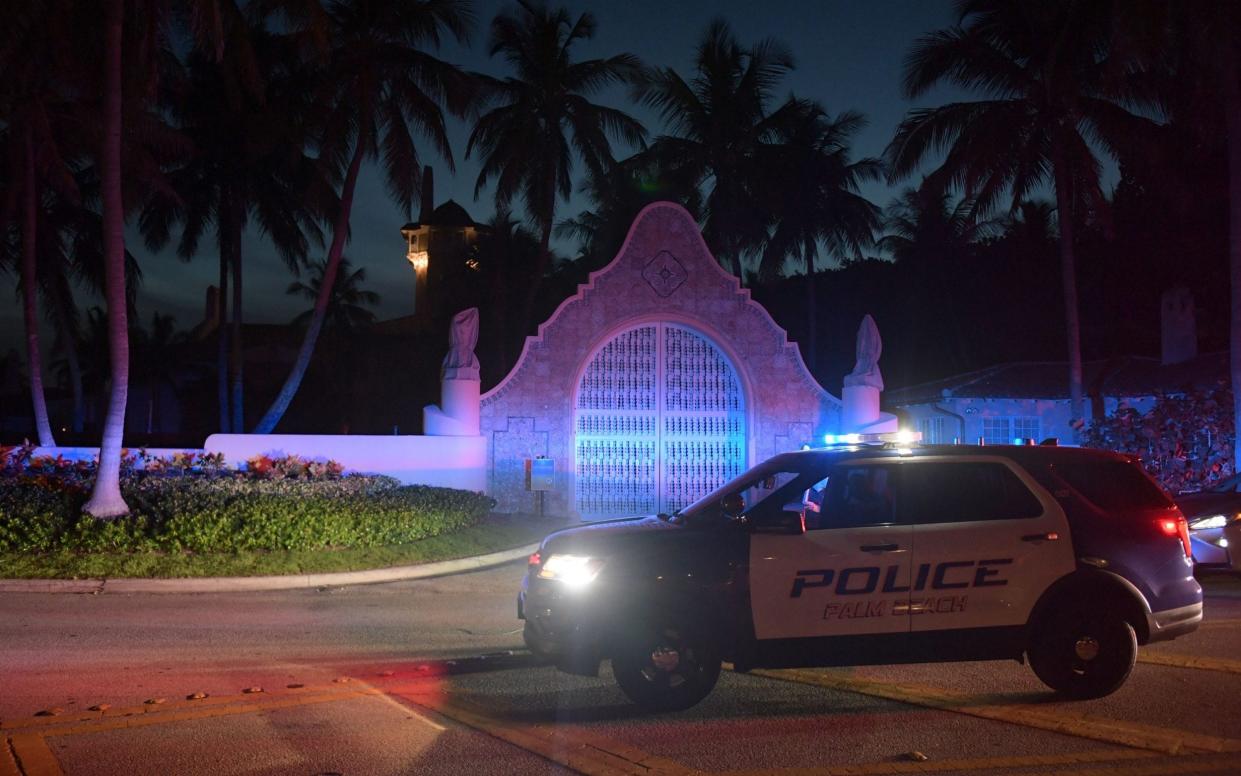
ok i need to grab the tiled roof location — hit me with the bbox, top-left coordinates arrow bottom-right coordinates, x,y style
885,352 -> 1228,405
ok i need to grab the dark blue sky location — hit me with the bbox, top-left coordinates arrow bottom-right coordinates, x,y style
6,0 -> 967,352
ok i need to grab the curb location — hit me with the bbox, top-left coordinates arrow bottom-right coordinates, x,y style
0,543 -> 538,594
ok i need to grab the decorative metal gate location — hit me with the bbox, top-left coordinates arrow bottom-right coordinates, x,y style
574,322 -> 746,519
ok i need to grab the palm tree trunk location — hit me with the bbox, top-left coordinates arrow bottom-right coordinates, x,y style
49,282 -> 85,435
217,248 -> 230,433
518,181 -> 557,341
229,202 -> 244,432
84,0 -> 130,518
1052,145 -> 1085,438
804,243 -> 817,375
1225,62 -> 1241,473
251,138 -> 367,434
21,129 -> 56,447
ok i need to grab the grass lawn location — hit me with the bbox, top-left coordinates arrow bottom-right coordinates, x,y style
0,513 -> 568,580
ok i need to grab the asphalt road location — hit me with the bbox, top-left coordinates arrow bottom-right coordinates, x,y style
1,565 -> 1239,776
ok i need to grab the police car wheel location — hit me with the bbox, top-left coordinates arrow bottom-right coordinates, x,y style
611,623 -> 721,711
1028,609 -> 1137,699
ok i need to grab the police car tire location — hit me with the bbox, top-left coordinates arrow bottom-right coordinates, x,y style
1027,609 -> 1137,700
611,623 -> 721,711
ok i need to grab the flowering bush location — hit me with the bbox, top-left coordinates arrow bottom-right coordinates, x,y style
0,449 -> 493,554
0,475 -> 495,554
1084,385 -> 1235,494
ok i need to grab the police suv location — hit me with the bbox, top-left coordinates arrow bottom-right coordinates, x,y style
518,436 -> 1203,711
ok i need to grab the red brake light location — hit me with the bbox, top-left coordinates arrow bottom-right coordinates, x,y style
528,552 -> 541,567
1158,517 -> 1191,558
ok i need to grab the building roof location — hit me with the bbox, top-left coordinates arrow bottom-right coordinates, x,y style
885,351 -> 1228,405
400,199 -> 483,231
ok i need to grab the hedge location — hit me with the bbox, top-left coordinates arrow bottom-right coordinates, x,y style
0,475 -> 495,554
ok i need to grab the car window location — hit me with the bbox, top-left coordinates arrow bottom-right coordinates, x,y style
1051,460 -> 1173,511
741,470 -> 809,521
817,465 -> 898,529
898,461 -> 1043,524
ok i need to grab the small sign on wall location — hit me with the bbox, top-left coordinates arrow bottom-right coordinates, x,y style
525,457 -> 554,491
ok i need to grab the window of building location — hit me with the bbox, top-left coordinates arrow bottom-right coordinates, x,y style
918,416 -> 951,444
982,416 -> 1040,445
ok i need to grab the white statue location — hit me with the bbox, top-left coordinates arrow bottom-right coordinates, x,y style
843,314 -> 883,391
442,307 -> 480,380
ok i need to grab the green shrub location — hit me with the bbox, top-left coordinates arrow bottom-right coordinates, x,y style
0,475 -> 495,554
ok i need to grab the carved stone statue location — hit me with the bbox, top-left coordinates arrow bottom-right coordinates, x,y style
442,307 -> 480,380
843,314 -> 883,390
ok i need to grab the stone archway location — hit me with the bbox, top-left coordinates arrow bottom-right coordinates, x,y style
573,321 -> 746,519
480,201 -> 840,517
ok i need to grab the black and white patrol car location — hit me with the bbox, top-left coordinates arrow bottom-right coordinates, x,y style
518,437 -> 1203,711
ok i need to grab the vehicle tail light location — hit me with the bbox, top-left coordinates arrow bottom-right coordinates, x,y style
1158,516 -> 1192,558
528,552 -> 541,567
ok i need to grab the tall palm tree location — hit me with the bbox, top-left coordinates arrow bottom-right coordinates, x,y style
287,257 -> 380,333
140,24 -> 328,434
759,102 -> 882,373
0,0 -> 86,447
886,0 -> 1157,433
252,0 -> 474,434
467,1 -> 645,337
636,19 -> 802,279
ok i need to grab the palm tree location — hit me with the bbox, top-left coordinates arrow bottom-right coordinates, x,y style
287,257 -> 380,333
886,0 -> 1158,433
759,102 -> 882,373
140,24 -> 328,434
131,312 -> 188,435
0,0 -> 87,447
636,19 -> 802,279
252,0 -> 474,434
556,153 -> 701,270
467,1 -> 646,337
877,185 -> 1000,370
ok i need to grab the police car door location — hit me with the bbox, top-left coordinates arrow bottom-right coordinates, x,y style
901,457 -> 1074,632
750,461 -> 912,640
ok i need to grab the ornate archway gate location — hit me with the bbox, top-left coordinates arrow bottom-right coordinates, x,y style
574,321 -> 746,519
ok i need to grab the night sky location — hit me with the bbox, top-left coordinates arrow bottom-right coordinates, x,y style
5,0 -> 967,353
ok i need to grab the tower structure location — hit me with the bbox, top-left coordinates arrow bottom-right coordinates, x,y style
399,166 -> 487,328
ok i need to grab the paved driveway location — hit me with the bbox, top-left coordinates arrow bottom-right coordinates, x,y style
2,566 -> 1239,775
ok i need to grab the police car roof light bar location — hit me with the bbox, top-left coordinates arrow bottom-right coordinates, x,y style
821,430 -> 922,447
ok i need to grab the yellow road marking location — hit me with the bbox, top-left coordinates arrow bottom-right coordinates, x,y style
719,748 -> 1160,776
1034,751 -> 1241,776
747,667 -> 1241,756
8,734 -> 62,776
1138,651 -> 1241,675
1,739 -> 22,776
389,686 -> 704,776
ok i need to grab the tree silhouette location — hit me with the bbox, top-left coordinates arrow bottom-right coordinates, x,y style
468,0 -> 645,339
252,0 -> 474,434
287,257 -> 380,334
886,0 -> 1158,433
636,19 -> 801,279
760,102 -> 882,373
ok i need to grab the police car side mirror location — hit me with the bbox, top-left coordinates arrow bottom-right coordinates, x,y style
751,511 -> 806,535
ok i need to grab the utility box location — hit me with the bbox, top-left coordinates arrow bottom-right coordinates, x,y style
525,457 -> 554,491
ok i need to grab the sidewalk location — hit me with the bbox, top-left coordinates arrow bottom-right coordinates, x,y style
0,542 -> 538,594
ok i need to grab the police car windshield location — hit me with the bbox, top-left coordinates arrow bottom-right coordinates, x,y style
676,457 -> 807,525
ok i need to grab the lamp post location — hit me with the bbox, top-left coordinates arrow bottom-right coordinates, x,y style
400,222 -> 429,319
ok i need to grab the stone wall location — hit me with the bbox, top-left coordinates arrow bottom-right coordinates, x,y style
481,202 -> 841,516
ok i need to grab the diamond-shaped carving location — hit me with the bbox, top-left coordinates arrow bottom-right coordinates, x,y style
642,250 -> 687,297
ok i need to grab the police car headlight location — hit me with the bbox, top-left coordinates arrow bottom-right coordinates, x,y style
1190,515 -> 1229,530
537,554 -> 604,588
